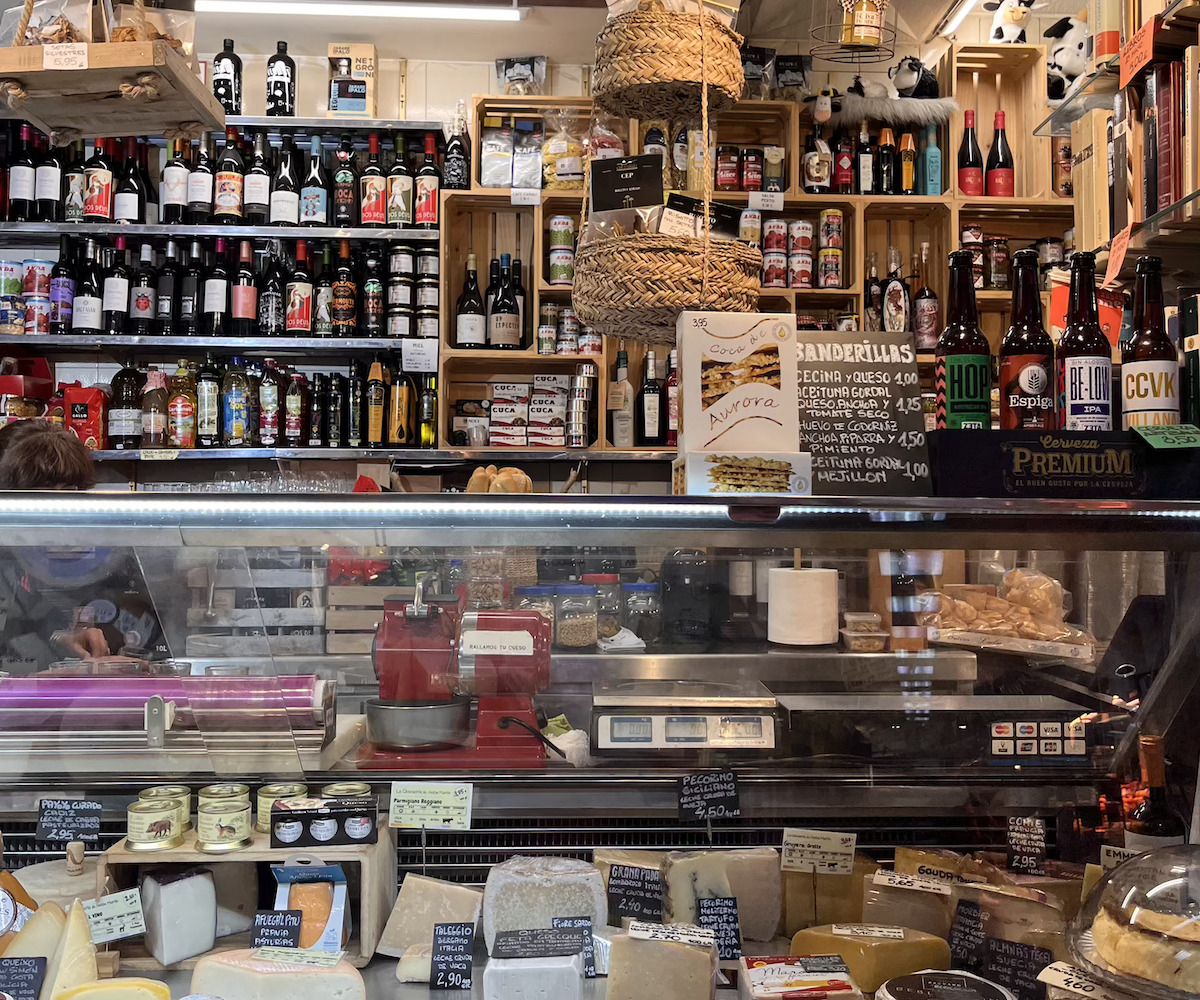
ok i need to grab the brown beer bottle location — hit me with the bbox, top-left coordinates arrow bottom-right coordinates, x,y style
935,249 -> 991,429
1056,252 -> 1113,430
1122,255 -> 1180,429
999,249 -> 1055,429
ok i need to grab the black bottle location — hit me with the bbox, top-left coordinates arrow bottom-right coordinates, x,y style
308,372 -> 328,447
266,41 -> 296,117
212,38 -> 242,115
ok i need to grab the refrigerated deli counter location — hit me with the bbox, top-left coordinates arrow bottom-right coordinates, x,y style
0,493 -> 1196,1000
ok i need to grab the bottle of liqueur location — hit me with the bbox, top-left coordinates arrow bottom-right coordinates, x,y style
415,132 -> 441,229
332,134 -> 357,226
63,139 -> 86,222
266,41 -> 296,117
359,133 -> 386,226
876,128 -> 896,195
307,373 -> 328,447
327,372 -> 347,447
387,134 -> 413,227
419,374 -> 438,448
958,110 -> 984,196
454,252 -> 485,348
167,360 -> 198,449
361,248 -> 384,335
444,99 -> 471,190
244,132 -> 271,225
985,110 -> 1015,197
935,249 -> 991,429
346,361 -> 365,447
196,353 -> 222,449
999,249 -> 1055,429
161,139 -> 189,224
213,126 -> 245,223
864,251 -> 883,332
912,242 -> 940,351
882,247 -> 910,333
921,125 -> 942,196
83,138 -> 115,221
1057,252 -> 1113,430
1122,255 -> 1180,428
898,132 -> 917,195
300,135 -> 329,226
212,38 -> 242,114
187,134 -> 214,224
1125,735 -> 1187,850
284,372 -> 309,446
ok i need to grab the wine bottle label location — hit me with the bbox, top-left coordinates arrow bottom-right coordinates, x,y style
957,166 -> 983,196
34,165 -> 60,201
415,176 -> 439,226
857,154 -> 872,193
259,287 -> 283,333
245,173 -> 270,209
179,284 -> 198,319
999,355 -> 1054,430
8,164 -> 34,201
986,168 -> 1015,197
144,200 -> 158,225
1059,356 -> 1113,430
285,392 -> 305,436
334,169 -> 355,220
113,191 -> 140,222
109,408 -> 140,436
203,278 -> 228,314
223,387 -> 248,445
260,386 -> 280,443
168,396 -> 196,448
214,171 -> 244,216
129,284 -> 156,320
266,64 -> 293,115
300,186 -> 328,224
667,384 -> 679,431
186,172 -> 213,208
64,171 -> 85,221
71,294 -> 100,329
488,312 -> 520,347
49,277 -> 74,323
102,277 -> 130,313
232,285 -> 258,320
882,282 -> 910,333
1122,360 -> 1180,428
803,151 -> 830,188
457,314 -> 485,346
1123,830 -> 1186,850
156,287 -> 173,317
360,176 -> 386,225
834,152 -> 853,189
285,280 -> 313,332
313,286 -> 333,336
162,164 -> 188,206
269,189 -> 299,224
643,395 -> 661,431
84,168 -> 113,218
936,354 -> 990,429
197,383 -> 220,437
213,56 -> 239,113
387,175 -> 413,225
332,280 -> 356,327
914,298 -> 940,348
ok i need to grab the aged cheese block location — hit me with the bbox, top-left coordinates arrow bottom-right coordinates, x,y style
861,874 -> 953,937
482,857 -> 606,953
662,849 -> 782,941
482,953 -> 583,1000
790,924 -> 951,992
606,928 -> 718,1000
783,871 -> 817,937
4,901 -> 65,960
954,882 -> 1067,962
43,901 -> 97,1000
141,869 -> 216,967
58,979 -> 172,1000
212,864 -> 257,938
379,873 -> 483,981
592,926 -> 626,975
190,949 -> 365,1000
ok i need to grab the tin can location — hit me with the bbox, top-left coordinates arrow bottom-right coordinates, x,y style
416,276 -> 439,309
967,245 -> 985,288
0,295 -> 23,334
763,218 -> 787,252
537,324 -> 557,354
738,208 -> 762,245
836,312 -> 857,332
387,308 -> 413,338
788,220 -> 813,253
984,236 -> 1010,289
126,799 -> 185,851
961,223 -> 984,246
1052,136 -> 1073,198
578,328 -> 603,355
22,259 -> 53,296
556,329 -> 579,354
818,209 -> 843,250
762,250 -> 787,288
818,248 -> 843,288
789,252 -> 813,289
198,782 -> 250,811
387,276 -> 414,308
0,260 -> 20,296
539,302 -> 560,329
141,784 -> 193,832
549,215 -> 575,248
389,244 -> 416,276
320,781 -> 371,799
256,782 -> 307,834
566,429 -> 590,449
23,295 -> 49,335
549,248 -> 575,286
416,307 -> 439,339
1035,237 -> 1064,266
416,246 -> 439,277
558,307 -> 580,337
196,800 -> 253,853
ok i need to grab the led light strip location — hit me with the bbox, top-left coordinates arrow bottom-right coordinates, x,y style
193,0 -> 526,21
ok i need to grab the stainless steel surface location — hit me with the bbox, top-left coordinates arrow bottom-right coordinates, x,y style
0,222 -> 438,243
365,698 -> 471,750
774,694 -> 1095,712
592,679 -> 777,708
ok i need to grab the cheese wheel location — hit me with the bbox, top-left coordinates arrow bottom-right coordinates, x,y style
57,979 -> 172,1000
289,882 -> 334,950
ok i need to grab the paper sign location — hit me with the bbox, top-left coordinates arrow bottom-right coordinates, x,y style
551,917 -> 596,977
250,910 -> 302,949
400,337 -> 438,373
0,957 -> 46,1000
36,798 -> 102,842
511,188 -> 541,206
1120,17 -> 1157,89
252,947 -> 344,967
696,897 -> 741,960
430,922 -> 474,990
42,43 -> 87,70
83,888 -> 146,944
678,770 -> 740,822
833,924 -> 906,940
1103,225 -> 1132,287
748,190 -> 784,212
1007,816 -> 1047,876
1135,423 -> 1200,448
1101,845 -> 1142,870
628,920 -> 716,949
606,863 -> 662,922
872,870 -> 952,895
139,449 -> 180,461
1039,961 -> 1136,999
388,781 -> 472,830
781,828 -> 857,875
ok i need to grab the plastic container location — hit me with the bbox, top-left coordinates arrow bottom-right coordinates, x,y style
843,611 -> 883,632
621,582 -> 662,643
554,584 -> 598,647
515,585 -> 556,628
840,627 -> 888,652
583,573 -> 621,638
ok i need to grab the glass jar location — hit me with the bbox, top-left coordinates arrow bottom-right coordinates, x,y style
716,145 -> 741,191
984,236 -> 1010,289
554,585 -> 598,648
583,573 -> 621,638
514,585 -> 556,629
621,582 -> 662,644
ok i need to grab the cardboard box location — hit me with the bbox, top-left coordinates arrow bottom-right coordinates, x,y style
491,382 -> 532,404
672,451 -> 813,496
489,401 -> 529,428
327,43 -> 376,118
534,374 -> 570,392
269,797 -> 379,848
678,311 -> 799,452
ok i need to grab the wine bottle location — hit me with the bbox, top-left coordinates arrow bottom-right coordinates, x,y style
203,238 -> 231,337
454,252 -> 485,348
1122,255 -> 1180,429
35,133 -> 64,222
179,240 -> 203,337
332,239 -> 358,337
361,247 -> 384,335
128,243 -> 157,337
213,126 -> 245,224
108,364 -> 144,451
636,350 -> 665,446
327,372 -> 346,447
387,133 -> 413,227
269,138 -> 300,226
102,236 -> 132,336
856,120 -> 874,195
212,38 -> 242,115
511,257 -> 528,347
113,136 -> 146,224
882,247 -> 910,333
71,238 -> 103,334
912,241 -> 941,352
802,124 -> 832,195
999,249 -> 1055,429
359,133 -> 386,226
244,132 -> 270,225
138,138 -> 158,225
313,244 -> 333,338
156,239 -> 180,335
488,253 -> 520,350
266,40 -> 296,117
285,240 -> 314,335
415,132 -> 441,229
300,134 -> 329,226
83,138 -> 114,221
958,110 -> 984,196
161,139 -> 190,225
49,235 -> 75,335
876,128 -> 896,195
1125,735 -> 1187,850
258,248 -> 285,337
984,110 -> 1015,197
63,139 -> 85,223
864,251 -> 883,332
330,133 -> 356,226
443,99 -> 471,190
7,123 -> 35,222
935,249 -> 991,430
187,133 -> 214,224
1057,252 -> 1113,430
232,240 -> 258,338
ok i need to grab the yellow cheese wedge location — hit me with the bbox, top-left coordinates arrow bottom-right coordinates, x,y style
4,901 -> 65,960
790,923 -> 951,992
57,979 -> 171,1000
43,901 -> 97,1000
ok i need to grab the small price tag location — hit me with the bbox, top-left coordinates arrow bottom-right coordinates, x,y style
1038,962 -> 1136,999
83,888 -> 146,944
607,383 -> 628,411
678,770 -> 740,823
36,798 -> 102,842
250,910 -> 302,949
606,863 -> 662,922
1007,816 -> 1047,876
400,337 -> 438,373
832,924 -> 905,940
1135,423 -> 1200,449
628,920 -> 716,949
696,897 -> 741,961
139,449 -> 179,461
252,948 -> 344,968
781,828 -> 857,875
551,917 -> 596,977
1103,225 -> 1132,288
0,957 -> 46,1000
1120,17 -> 1157,89
430,922 -> 474,990
1101,845 -> 1142,871
42,43 -> 87,70
747,191 -> 784,212
511,188 -> 542,206
388,781 -> 472,830
872,870 -> 952,895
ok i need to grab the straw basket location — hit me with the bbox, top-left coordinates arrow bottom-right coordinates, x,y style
592,7 -> 744,122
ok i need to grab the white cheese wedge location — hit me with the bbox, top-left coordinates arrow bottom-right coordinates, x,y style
661,849 -> 783,941
43,900 -> 97,1000
57,978 -> 172,1000
592,926 -> 626,975
4,901 -> 65,960
482,953 -> 583,1000
661,852 -> 733,927
141,869 -> 216,967
379,873 -> 483,981
482,857 -> 606,953
190,949 -> 366,1000
212,864 -> 257,938
606,927 -> 718,1000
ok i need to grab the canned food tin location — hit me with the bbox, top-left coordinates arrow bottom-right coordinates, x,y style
549,248 -> 575,286
256,782 -> 307,833
196,800 -> 253,853
738,208 -> 762,245
558,307 -> 580,336
578,329 -> 603,355
198,782 -> 250,811
126,799 -> 185,851
416,246 -> 439,277
817,247 -> 843,288
788,220 -> 813,253
763,218 -> 787,252
141,784 -> 193,832
23,295 -> 49,335
960,223 -> 984,246
556,330 -> 579,354
538,324 -> 557,354
387,276 -> 414,308
0,295 -> 24,335
539,302 -> 560,328
1035,237 -> 1064,266
0,260 -> 20,296
818,209 -> 843,249
387,308 -> 414,338
566,430 -> 590,449
320,781 -> 371,798
549,216 -> 576,248
836,312 -> 857,332
416,307 -> 439,338
789,252 -> 813,289
22,259 -> 53,296
416,276 -> 439,309
389,244 -> 416,276
762,251 -> 787,288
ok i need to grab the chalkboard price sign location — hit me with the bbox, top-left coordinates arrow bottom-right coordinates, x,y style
607,863 -> 663,922
250,910 -> 302,949
430,922 -> 475,991
795,330 -> 932,496
36,799 -> 102,842
678,770 -> 740,823
0,956 -> 46,1000
1007,816 -> 1047,877
551,917 -> 596,978
696,897 -> 742,961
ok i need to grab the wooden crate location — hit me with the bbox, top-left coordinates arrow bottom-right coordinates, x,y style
0,41 -> 223,139
324,585 -> 410,654
860,199 -> 952,332
95,827 -> 397,970
1070,109 -> 1112,258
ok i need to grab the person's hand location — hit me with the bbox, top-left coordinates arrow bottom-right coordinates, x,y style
53,627 -> 110,659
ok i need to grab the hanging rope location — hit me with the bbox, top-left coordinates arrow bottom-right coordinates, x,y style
0,80 -> 27,110
49,127 -> 81,147
163,122 -> 207,142
12,0 -> 35,46
120,72 -> 161,102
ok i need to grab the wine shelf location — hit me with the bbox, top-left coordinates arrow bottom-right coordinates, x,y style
0,334 -> 412,355
90,447 -> 675,463
0,222 -> 439,247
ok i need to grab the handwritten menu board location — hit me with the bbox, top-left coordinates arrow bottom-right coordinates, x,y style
678,770 -> 741,823
796,329 -> 932,496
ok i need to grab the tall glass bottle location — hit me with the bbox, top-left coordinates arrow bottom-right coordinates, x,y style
332,134 -> 357,227
1122,255 -> 1180,429
882,247 -> 910,333
49,235 -> 75,335
139,138 -> 157,225
212,38 -> 242,115
1125,735 -> 1186,850
415,132 -> 441,229
637,350 -> 665,446
155,239 -> 181,336
83,138 -> 115,221
128,243 -> 157,337
864,251 -> 882,332
71,238 -> 103,335
389,363 -> 416,447
284,372 -> 308,446
419,374 -> 437,448
203,238 -> 231,337
347,361 -> 365,447
6,123 -> 35,221
285,240 -> 313,335
856,120 -> 874,195
958,110 -> 984,196
270,138 -> 300,226
912,242 -> 940,350
365,360 -> 386,447
387,134 -> 413,227
361,247 -> 384,335
266,41 -> 296,117
300,135 -> 329,226
258,359 -> 286,447
359,133 -> 386,226
258,247 -> 285,337
161,139 -> 189,225
999,248 -> 1055,429
454,253 -> 485,348
113,136 -> 146,224
313,243 -> 334,338
332,239 -> 358,337
307,372 -> 328,447
141,369 -> 169,447
922,124 -> 942,196
876,128 -> 896,195
232,240 -> 258,337
179,240 -> 204,337
443,100 -> 471,190
488,253 -> 520,350
1057,252 -> 1113,430
186,134 -> 214,223
898,132 -> 917,195
167,360 -> 198,449
222,356 -> 251,447
35,133 -> 64,222
935,249 -> 991,429
196,353 -> 222,449
985,110 -> 1016,197
244,133 -> 270,225
63,139 -> 86,223
213,127 -> 245,224
108,364 -> 143,450
102,236 -> 132,335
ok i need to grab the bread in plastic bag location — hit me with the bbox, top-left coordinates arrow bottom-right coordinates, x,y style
113,1 -> 195,60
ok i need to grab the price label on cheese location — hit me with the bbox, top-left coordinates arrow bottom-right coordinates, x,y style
628,920 -> 716,949
748,190 -> 784,212
551,917 -> 596,977
42,43 -> 87,70
1102,225 -> 1132,288
1120,18 -> 1157,88
678,770 -> 740,823
607,864 -> 662,922
252,948 -> 344,968
430,922 -> 474,990
36,798 -> 102,842
872,870 -> 952,895
400,337 -> 439,373
1038,961 -> 1136,999
781,828 -> 857,875
832,924 -> 905,940
511,188 -> 542,206
83,888 -> 146,943
0,957 -> 46,1000
139,449 -> 180,461
1101,845 -> 1141,871
388,781 -> 472,830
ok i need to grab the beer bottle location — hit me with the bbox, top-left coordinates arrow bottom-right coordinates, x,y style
935,249 -> 991,430
1122,255 -> 1180,429
1057,252 -> 1113,430
999,249 -> 1055,430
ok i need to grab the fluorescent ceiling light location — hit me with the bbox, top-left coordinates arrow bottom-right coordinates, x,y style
939,0 -> 980,36
194,0 -> 526,20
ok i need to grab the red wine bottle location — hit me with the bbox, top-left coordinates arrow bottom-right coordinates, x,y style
957,110 -> 984,196
985,110 -> 1015,197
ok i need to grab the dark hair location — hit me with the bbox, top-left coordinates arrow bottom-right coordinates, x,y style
0,422 -> 96,490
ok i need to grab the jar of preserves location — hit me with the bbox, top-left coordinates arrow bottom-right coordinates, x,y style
716,146 -> 741,191
985,236 -> 1010,289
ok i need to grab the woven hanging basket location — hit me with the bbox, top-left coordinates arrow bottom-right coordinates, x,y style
573,235 -> 762,347
592,8 -> 744,122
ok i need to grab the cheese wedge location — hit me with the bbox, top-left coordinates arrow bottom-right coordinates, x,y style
790,924 -> 951,993
57,979 -> 172,1000
43,901 -> 97,1000
4,902 -> 65,960
380,874 -> 483,981
191,949 -> 365,1000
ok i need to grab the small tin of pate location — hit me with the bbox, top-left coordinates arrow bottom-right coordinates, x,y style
320,781 -> 372,799
256,782 -> 308,834
198,782 -> 250,811
126,799 -> 184,851
140,784 -> 193,832
196,800 -> 253,852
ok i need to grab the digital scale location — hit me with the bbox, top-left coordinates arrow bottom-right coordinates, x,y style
590,680 -> 782,756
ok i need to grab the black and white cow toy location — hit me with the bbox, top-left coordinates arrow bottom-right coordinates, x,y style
1045,16 -> 1090,101
984,0 -> 1043,43
888,56 -> 939,99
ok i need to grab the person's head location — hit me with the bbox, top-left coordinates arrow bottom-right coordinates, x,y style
0,421 -> 96,490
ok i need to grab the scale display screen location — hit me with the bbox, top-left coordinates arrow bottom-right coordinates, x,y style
665,716 -> 708,742
720,717 -> 763,739
609,717 -> 653,743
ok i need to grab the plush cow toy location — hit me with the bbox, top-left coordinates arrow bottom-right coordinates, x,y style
1045,16 -> 1090,101
889,56 -> 940,98
984,0 -> 1042,43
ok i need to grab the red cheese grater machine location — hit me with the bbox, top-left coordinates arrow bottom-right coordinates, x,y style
358,574 -> 556,768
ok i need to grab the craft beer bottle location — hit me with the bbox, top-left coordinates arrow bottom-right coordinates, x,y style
1122,255 -> 1180,429
1057,252 -> 1113,430
935,249 -> 991,429
999,249 -> 1055,429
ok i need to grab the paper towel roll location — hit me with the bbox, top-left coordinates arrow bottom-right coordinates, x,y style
768,568 -> 839,645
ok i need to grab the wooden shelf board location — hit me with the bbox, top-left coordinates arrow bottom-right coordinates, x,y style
443,348 -> 599,362
957,196 -> 1075,215
954,43 -> 1046,74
